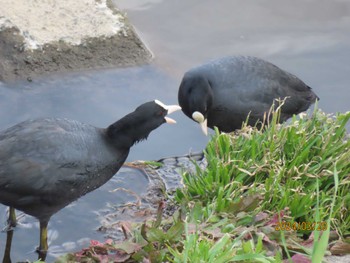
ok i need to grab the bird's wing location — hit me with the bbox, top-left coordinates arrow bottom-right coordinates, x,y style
0,119 -> 121,197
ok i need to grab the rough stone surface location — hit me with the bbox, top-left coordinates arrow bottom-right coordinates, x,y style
0,0 -> 152,82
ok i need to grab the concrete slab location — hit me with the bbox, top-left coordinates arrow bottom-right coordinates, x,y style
0,0 -> 152,82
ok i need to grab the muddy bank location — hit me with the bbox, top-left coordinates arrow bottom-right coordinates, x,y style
0,0 -> 152,82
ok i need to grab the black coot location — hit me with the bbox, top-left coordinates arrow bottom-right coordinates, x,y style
0,100 -> 181,255
178,56 -> 319,135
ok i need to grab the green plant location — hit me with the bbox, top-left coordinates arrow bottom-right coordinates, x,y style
177,108 -> 350,236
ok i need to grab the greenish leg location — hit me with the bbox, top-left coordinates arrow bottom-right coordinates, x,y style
7,207 -> 17,228
38,220 -> 49,253
36,220 -> 48,261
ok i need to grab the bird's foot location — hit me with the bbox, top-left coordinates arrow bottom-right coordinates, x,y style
36,246 -> 48,261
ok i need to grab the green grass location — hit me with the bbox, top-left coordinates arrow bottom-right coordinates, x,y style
173,106 -> 350,262
177,107 -> 350,237
58,106 -> 350,262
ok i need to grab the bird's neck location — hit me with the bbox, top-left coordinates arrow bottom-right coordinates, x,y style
106,112 -> 147,150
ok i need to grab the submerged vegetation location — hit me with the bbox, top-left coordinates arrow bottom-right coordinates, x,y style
59,106 -> 350,262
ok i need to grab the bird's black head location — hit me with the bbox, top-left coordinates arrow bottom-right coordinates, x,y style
107,100 -> 181,148
178,72 -> 213,135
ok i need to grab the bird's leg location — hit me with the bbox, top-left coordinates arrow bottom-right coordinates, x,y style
36,220 -> 48,261
7,207 -> 17,228
2,228 -> 14,263
37,248 -> 47,262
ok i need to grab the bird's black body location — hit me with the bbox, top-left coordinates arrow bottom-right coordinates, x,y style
0,118 -> 125,223
0,100 -> 180,255
178,56 -> 319,132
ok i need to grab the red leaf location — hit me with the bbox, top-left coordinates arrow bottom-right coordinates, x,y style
266,209 -> 288,226
300,232 -> 314,248
90,240 -> 104,246
105,238 -> 113,245
254,212 -> 269,223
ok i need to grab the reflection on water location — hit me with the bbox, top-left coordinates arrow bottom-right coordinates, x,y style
1,0 -> 350,261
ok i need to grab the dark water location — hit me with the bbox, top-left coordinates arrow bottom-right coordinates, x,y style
1,0 -> 350,261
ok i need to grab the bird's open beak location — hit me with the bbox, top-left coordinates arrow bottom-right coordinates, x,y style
165,116 -> 176,124
165,104 -> 182,115
155,100 -> 182,124
192,111 -> 208,136
199,119 -> 208,136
